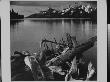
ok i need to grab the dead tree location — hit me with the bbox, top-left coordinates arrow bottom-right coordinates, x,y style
46,36 -> 97,66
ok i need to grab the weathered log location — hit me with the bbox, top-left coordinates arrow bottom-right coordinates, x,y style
27,56 -> 45,81
41,39 -> 67,47
46,36 -> 97,66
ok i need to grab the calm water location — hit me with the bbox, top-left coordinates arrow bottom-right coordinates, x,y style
10,18 -> 97,67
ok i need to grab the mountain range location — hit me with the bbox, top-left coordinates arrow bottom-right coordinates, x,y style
26,5 -> 97,19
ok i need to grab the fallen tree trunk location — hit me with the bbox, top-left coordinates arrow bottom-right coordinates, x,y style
41,39 -> 67,47
47,36 -> 97,66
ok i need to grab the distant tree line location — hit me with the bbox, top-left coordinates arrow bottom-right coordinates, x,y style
10,9 -> 24,19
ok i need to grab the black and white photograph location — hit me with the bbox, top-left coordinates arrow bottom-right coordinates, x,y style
10,1 -> 97,81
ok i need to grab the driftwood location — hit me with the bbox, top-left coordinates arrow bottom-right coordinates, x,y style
46,36 -> 97,66
27,56 -> 45,81
11,34 -> 97,81
41,35 -> 79,48
41,39 -> 67,47
26,56 -> 54,81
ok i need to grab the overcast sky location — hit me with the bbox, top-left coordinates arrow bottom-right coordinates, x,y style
10,1 -> 97,17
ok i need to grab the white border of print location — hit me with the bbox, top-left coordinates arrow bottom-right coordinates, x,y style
1,0 -> 107,82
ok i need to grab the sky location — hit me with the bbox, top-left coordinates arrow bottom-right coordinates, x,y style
10,1 -> 97,17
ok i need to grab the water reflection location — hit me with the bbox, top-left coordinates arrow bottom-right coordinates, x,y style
10,18 -> 97,53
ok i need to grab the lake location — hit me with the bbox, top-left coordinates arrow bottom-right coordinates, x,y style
10,18 -> 97,69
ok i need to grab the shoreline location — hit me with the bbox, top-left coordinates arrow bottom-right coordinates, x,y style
10,18 -> 94,20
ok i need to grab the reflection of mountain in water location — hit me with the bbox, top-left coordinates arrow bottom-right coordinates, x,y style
30,19 -> 62,24
29,18 -> 96,24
